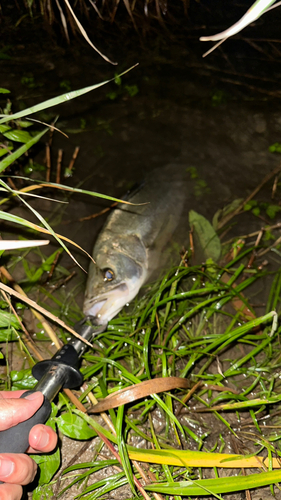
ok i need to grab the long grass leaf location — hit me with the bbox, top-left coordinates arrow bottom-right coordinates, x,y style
63,0 -> 116,64
116,405 -> 137,495
0,209 -> 94,266
145,470 -> 281,495
127,447 -> 281,468
2,179 -> 143,206
0,67 -> 137,125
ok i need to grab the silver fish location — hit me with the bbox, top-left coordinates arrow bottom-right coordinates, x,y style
83,167 -> 185,324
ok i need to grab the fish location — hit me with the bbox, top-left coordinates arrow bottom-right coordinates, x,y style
83,166 -> 185,324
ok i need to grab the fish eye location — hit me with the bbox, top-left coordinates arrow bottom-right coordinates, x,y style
103,268 -> 115,282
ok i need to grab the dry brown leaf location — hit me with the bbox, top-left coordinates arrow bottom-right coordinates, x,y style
89,376 -> 190,412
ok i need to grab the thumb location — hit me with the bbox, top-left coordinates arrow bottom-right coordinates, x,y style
0,392 -> 44,431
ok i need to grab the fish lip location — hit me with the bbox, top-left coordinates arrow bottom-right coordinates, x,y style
83,299 -> 107,321
84,282 -> 128,308
83,282 -> 129,323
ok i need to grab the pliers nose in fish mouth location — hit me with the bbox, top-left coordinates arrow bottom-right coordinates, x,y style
75,316 -> 108,337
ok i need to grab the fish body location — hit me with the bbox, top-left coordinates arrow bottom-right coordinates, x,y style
83,167 -> 185,324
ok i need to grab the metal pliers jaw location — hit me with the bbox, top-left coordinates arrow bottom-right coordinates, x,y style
70,316 -> 108,358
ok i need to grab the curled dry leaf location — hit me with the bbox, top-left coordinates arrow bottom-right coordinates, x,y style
88,376 -> 190,413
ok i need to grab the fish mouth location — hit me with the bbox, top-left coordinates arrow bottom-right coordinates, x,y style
84,299 -> 107,321
83,283 -> 129,324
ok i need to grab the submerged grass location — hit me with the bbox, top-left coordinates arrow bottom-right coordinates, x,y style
2,238 -> 281,499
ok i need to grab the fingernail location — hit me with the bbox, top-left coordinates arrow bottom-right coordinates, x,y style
35,428 -> 50,449
25,392 -> 42,401
0,459 -> 15,477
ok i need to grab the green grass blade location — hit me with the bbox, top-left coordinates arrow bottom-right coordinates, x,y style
73,409 -> 118,444
0,180 -> 86,271
116,405 -> 137,495
145,470 -> 281,495
0,67 -> 137,125
8,177 -> 142,205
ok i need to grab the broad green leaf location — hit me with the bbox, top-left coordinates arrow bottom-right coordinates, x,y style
0,123 -> 34,142
32,484 -> 54,500
2,129 -> 34,143
10,368 -> 32,382
32,447 -> 60,486
189,210 -> 221,261
0,328 -> 18,341
0,88 -> 10,93
10,369 -> 37,390
0,311 -> 20,329
57,412 -> 96,440
11,376 -> 40,390
0,128 -> 47,172
0,125 -> 10,133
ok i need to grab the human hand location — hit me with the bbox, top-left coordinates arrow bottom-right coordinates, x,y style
0,390 -> 57,500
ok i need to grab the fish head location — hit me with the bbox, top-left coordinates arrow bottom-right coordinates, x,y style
83,251 -> 146,324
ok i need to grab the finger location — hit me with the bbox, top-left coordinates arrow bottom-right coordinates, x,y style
0,392 -> 44,431
28,424 -> 58,453
0,453 -> 37,485
0,391 -> 26,399
0,483 -> 23,500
